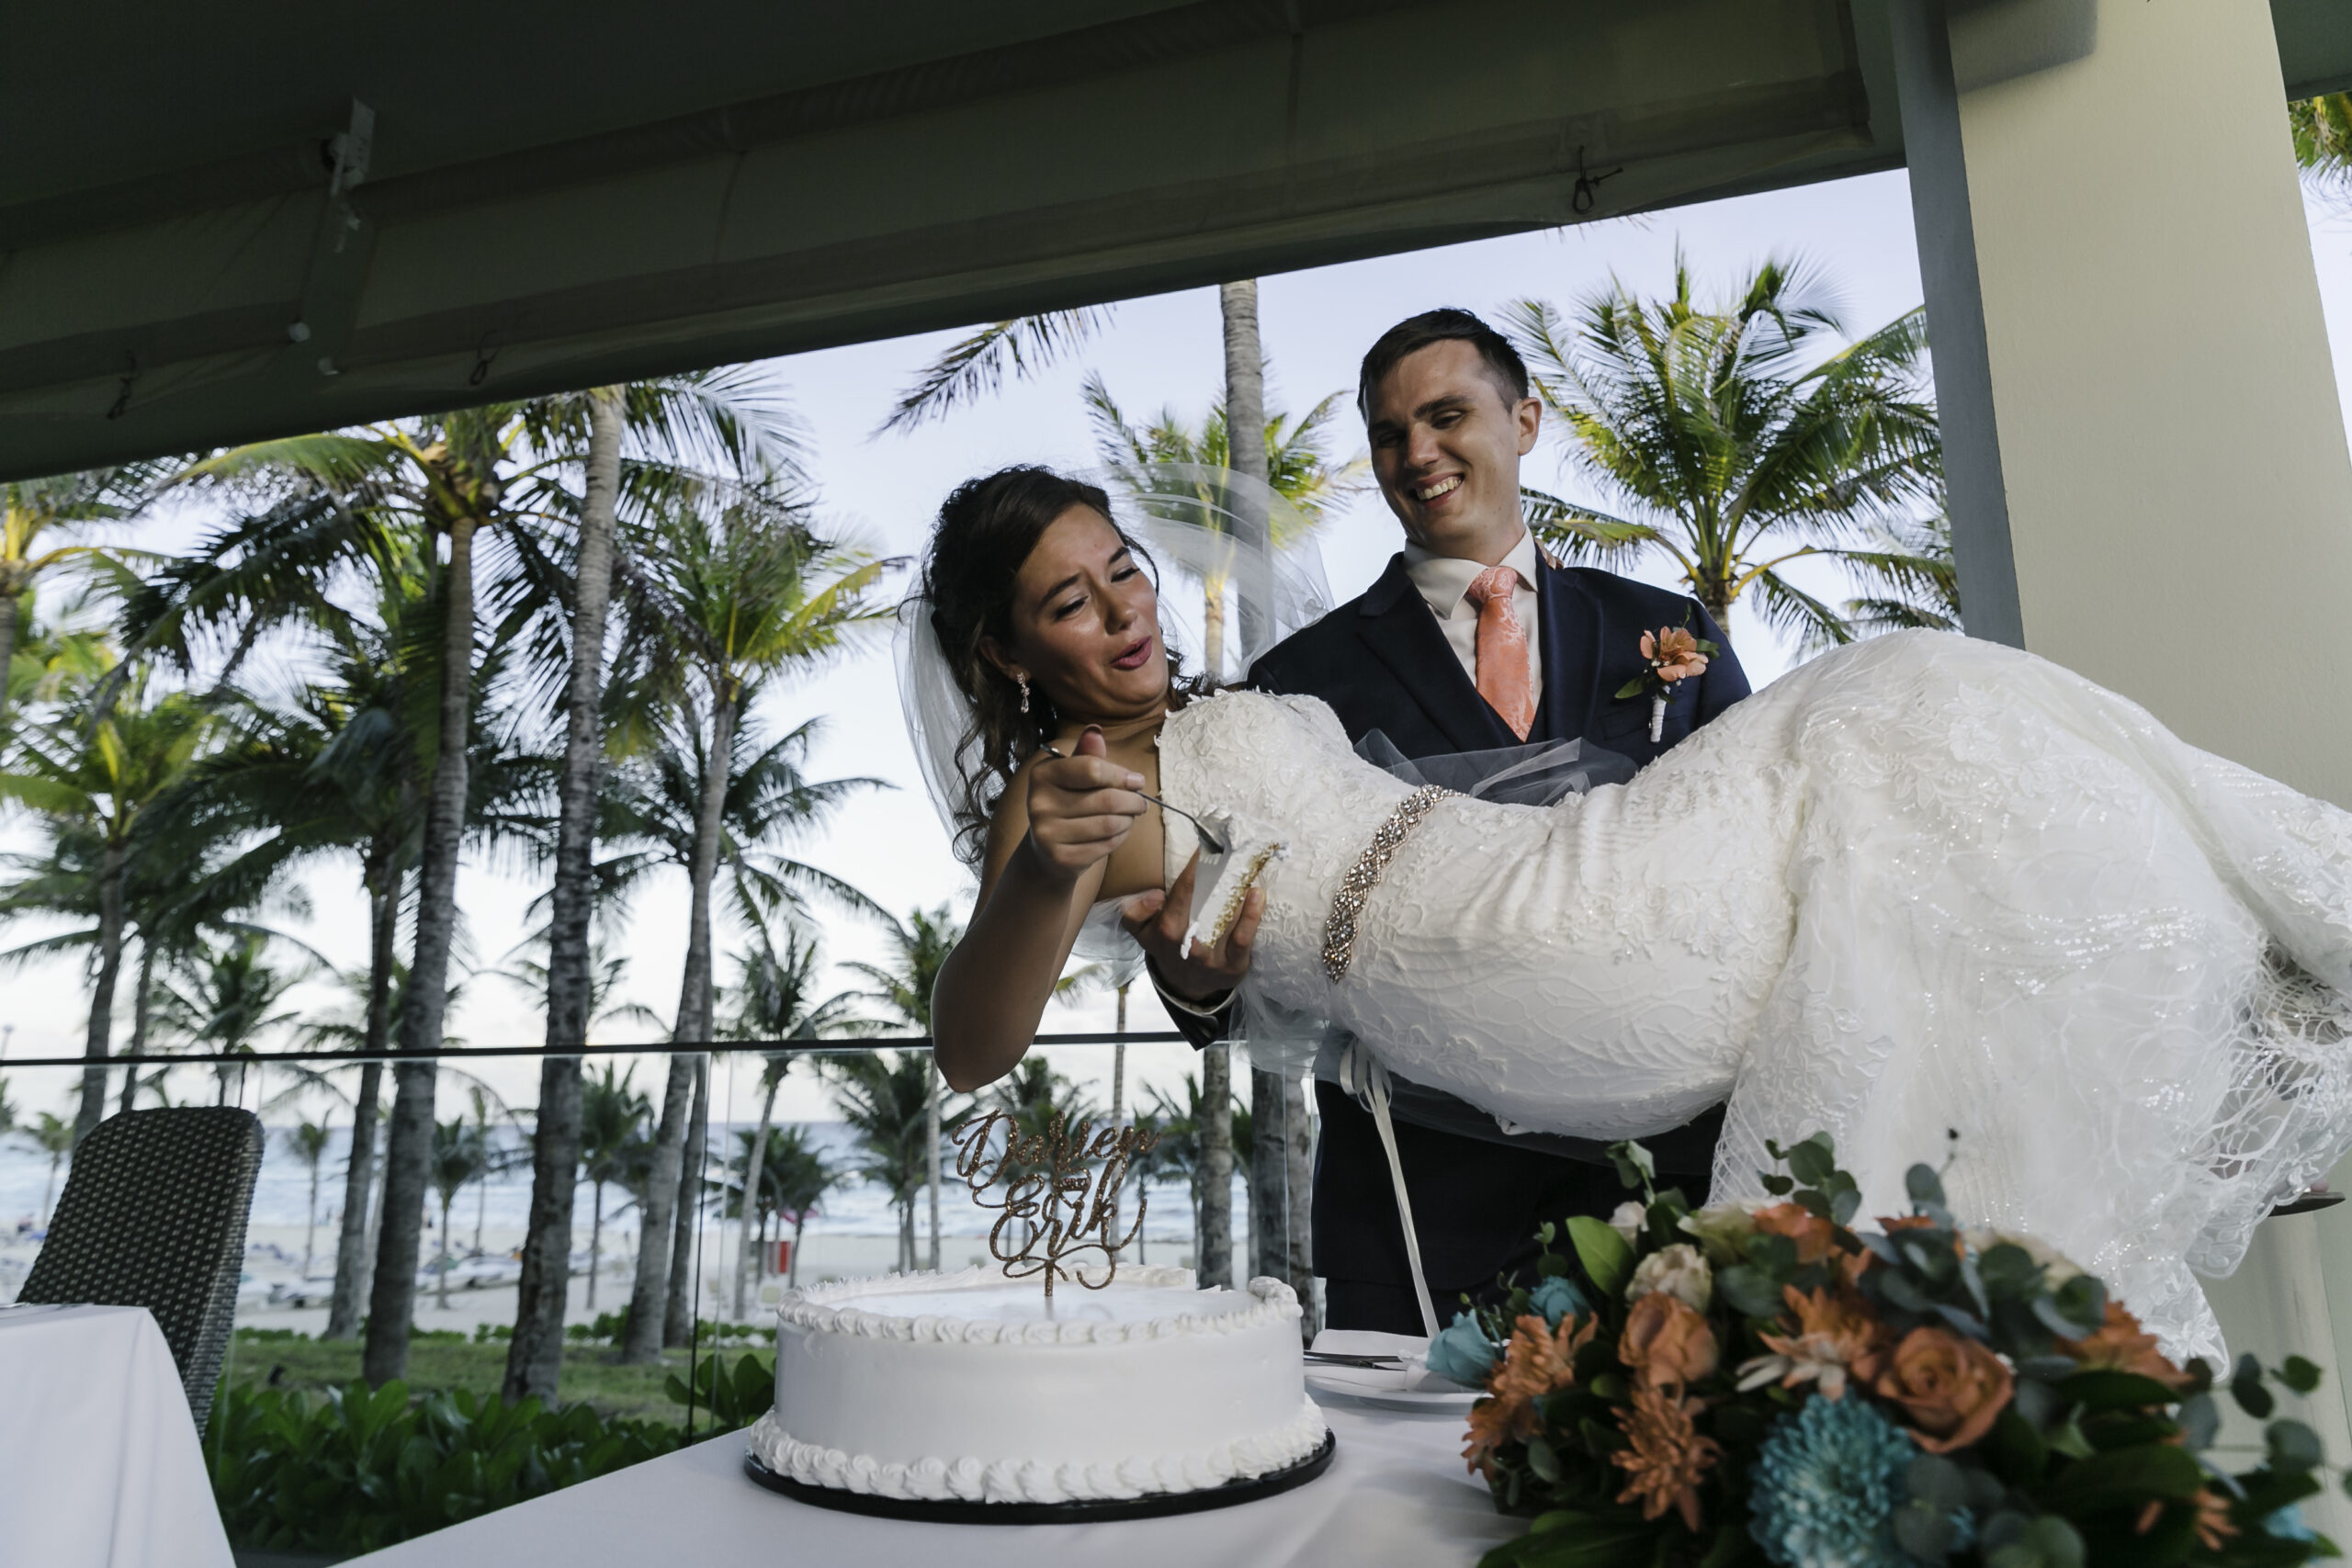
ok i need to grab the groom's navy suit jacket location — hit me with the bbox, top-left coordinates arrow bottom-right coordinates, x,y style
1219,550 -> 1750,1328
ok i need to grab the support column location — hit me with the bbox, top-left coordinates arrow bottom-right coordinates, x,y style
1896,0 -> 2352,801
1894,0 -> 2352,1532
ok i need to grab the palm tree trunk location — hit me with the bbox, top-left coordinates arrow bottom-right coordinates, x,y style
1199,1049 -> 1234,1288
326,861 -> 397,1341
734,1075 -> 781,1316
789,1213 -> 805,1288
588,1182 -> 605,1310
473,1166 -> 485,1258
75,839 -> 127,1142
365,506 -> 479,1388
1218,275 -> 1273,1292
0,588 -> 17,727
506,385 -> 622,1404
436,1193 -> 454,1311
306,1160 -> 322,1276
924,1061 -> 942,1272
662,1056 -> 708,1347
627,682 -> 734,1360
119,938 -> 155,1117
623,1054 -> 693,1362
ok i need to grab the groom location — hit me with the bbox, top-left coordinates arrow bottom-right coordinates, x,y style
1129,309 -> 1750,1333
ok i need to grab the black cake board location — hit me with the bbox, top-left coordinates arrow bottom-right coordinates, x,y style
742,1429 -> 1337,1525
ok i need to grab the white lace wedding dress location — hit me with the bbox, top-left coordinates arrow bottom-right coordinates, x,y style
1155,631 -> 2352,1361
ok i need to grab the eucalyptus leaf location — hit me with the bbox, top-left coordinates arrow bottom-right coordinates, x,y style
2279,1355 -> 2324,1395
1564,1215 -> 1634,1298
2267,1418 -> 2324,1473
1905,1162 -> 1946,1208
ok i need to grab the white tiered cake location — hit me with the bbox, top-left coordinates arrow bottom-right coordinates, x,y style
746,1265 -> 1326,1506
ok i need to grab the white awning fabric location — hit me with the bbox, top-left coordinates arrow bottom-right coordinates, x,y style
1,0 -> 2342,479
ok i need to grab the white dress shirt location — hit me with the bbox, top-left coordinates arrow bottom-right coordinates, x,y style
1401,525 -> 1544,710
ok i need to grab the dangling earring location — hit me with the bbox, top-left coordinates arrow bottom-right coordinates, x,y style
1015,672 -> 1030,714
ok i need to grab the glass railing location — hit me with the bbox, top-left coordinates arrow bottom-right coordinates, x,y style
0,1036 -> 1318,1557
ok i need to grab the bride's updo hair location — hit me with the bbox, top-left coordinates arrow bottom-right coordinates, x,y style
921,465 -> 1195,867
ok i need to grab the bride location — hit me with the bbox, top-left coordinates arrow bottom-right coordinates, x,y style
920,463 -> 2352,1360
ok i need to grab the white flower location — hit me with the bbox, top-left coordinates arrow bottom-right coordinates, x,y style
1608,1201 -> 1648,1248
1961,1226 -> 2082,1285
1678,1197 -> 1769,1264
1627,1243 -> 1713,1313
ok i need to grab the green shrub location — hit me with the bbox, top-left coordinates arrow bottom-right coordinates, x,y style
209,1380 -> 682,1554
665,1351 -> 773,1436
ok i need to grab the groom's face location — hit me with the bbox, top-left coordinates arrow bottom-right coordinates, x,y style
1365,340 -> 1541,562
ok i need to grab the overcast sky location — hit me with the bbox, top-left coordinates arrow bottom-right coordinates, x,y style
9,168 -> 2352,1128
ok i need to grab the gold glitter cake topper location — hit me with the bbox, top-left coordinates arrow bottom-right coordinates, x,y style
951,1110 -> 1160,1302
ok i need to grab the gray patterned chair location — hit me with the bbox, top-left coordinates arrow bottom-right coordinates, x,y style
19,1107 -> 265,1433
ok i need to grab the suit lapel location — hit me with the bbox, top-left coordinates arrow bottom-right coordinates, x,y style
1357,554 -> 1518,753
1537,557 -> 1603,743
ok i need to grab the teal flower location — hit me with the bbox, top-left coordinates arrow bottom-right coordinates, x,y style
1530,1275 -> 1589,1328
1426,1312 -> 1498,1387
2267,1504 -> 2315,1542
1749,1396 -> 1922,1568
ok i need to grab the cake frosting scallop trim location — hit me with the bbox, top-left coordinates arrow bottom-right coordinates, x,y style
775,1267 -> 1304,1345
746,1395 -> 1329,1505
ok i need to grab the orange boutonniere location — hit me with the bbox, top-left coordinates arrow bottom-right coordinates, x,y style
1616,617 -> 1721,741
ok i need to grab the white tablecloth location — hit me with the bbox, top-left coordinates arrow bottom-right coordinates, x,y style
0,1303 -> 234,1568
350,1395 -> 1521,1567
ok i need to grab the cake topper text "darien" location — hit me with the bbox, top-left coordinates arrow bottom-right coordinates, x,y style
951,1111 -> 1160,1302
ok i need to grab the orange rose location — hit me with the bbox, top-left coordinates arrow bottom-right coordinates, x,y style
2059,1301 -> 2193,1390
1755,1202 -> 1839,1266
1619,1292 -> 1720,1390
1873,1325 -> 2014,1453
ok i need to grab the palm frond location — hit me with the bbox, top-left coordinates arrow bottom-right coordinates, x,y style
879,310 -> 1114,434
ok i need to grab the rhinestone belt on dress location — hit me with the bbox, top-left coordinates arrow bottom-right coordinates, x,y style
1321,784 -> 1459,984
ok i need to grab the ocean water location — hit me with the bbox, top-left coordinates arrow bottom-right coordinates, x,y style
0,1121 -> 1227,1247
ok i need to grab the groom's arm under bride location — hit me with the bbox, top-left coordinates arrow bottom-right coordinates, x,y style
1136,310 -> 1751,1335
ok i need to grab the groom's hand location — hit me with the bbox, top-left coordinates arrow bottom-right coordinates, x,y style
1024,726 -> 1147,885
1120,854 -> 1262,1006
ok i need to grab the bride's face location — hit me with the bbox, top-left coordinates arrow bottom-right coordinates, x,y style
988,505 -> 1168,723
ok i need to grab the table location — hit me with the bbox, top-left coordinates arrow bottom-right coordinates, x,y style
0,1303 -> 235,1568
350,1395 -> 1521,1566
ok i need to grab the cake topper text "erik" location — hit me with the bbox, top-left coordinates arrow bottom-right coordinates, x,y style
951,1111 -> 1160,1301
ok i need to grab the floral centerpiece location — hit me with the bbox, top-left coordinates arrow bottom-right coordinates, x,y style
1429,1134 -> 2339,1568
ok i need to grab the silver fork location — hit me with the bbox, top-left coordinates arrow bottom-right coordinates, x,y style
1042,742 -> 1227,854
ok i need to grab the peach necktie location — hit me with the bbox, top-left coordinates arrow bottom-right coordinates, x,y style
1465,565 -> 1534,740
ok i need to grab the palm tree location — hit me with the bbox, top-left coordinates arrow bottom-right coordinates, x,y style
509,372 -> 802,1404
617,498 -> 887,1361
578,1063 -> 652,1313
151,370 -> 798,1389
27,1111 -> 74,1224
1499,254 -> 1943,649
424,1117 -> 492,1311
720,924 -> 862,1314
286,1121 -> 334,1276
828,1052 -> 966,1274
1806,509 -> 1962,652
1142,1079 -> 1204,1268
0,665 -> 218,1139
2292,93 -> 2352,199
877,309 -> 1117,434
0,468 -> 153,728
1085,357 -> 1352,1297
843,906 -> 963,1272
765,1125 -> 839,1290
154,930 -> 312,1108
